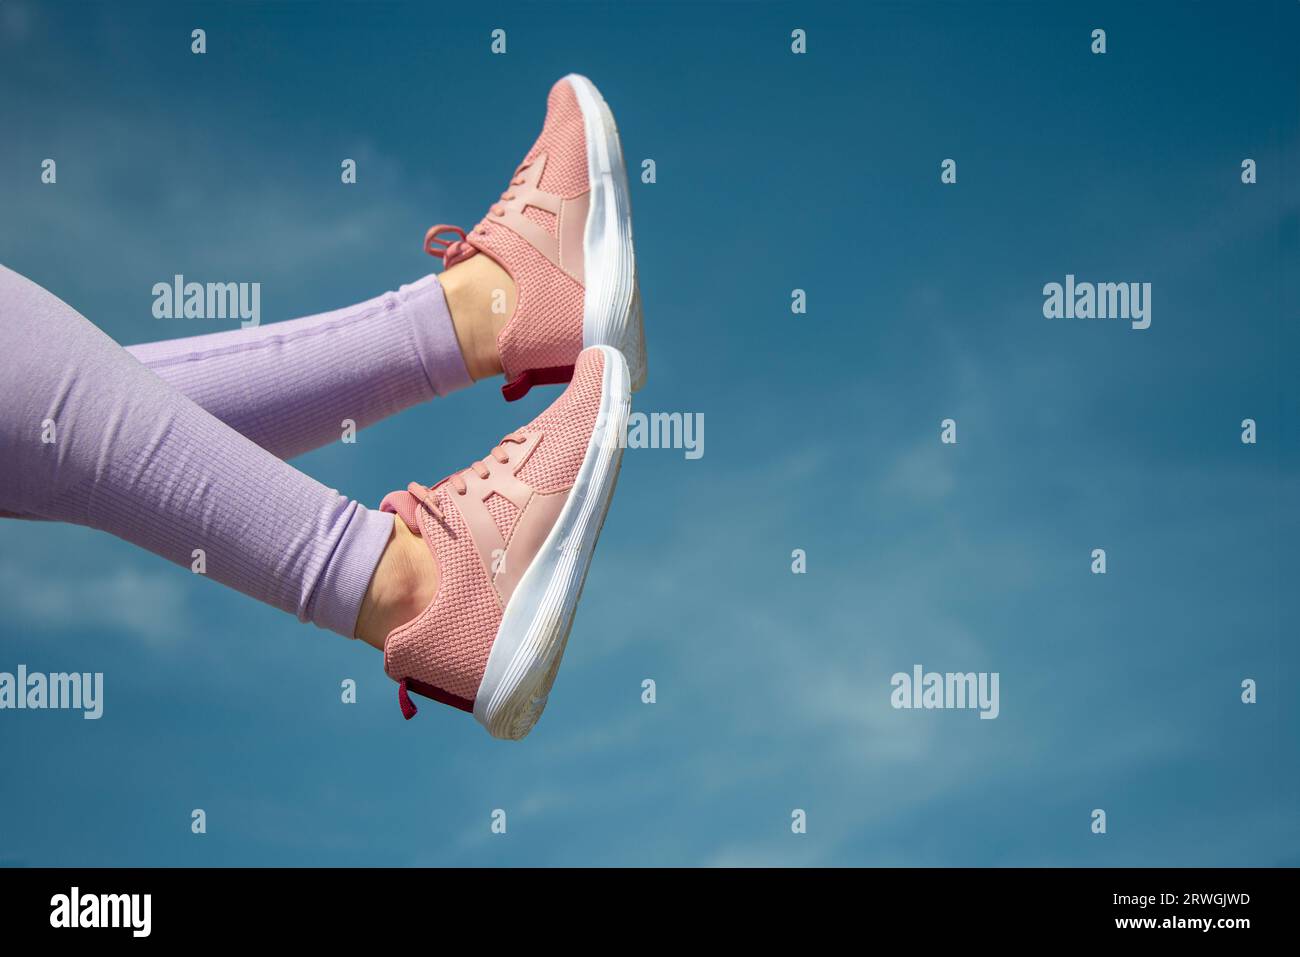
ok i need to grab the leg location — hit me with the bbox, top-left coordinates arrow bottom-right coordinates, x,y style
124,273 -> 487,461
126,72 -> 646,459
0,264 -> 432,642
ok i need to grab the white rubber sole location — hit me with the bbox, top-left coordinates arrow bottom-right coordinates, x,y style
567,73 -> 646,393
473,346 -> 631,740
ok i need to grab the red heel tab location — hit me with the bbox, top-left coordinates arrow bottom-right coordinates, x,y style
501,365 -> 576,402
398,678 -> 418,720
397,677 -> 476,718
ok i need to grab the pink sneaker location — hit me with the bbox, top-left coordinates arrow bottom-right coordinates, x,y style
379,346 -> 630,739
423,74 -> 645,402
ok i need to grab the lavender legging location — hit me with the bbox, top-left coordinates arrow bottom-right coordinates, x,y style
0,264 -> 472,637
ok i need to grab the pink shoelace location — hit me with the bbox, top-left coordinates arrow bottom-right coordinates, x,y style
423,224 -> 477,269
422,163 -> 532,269
405,431 -> 530,524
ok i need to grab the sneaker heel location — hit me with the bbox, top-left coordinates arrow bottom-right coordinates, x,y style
502,365 -> 576,402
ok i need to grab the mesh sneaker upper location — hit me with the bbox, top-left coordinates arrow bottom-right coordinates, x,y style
479,227 -> 585,382
382,348 -> 607,703
517,78 -> 589,199
468,78 -> 591,384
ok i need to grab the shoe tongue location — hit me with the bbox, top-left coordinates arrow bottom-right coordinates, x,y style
379,489 -> 423,534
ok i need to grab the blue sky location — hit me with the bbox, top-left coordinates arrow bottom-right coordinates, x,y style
1,1 -> 1296,866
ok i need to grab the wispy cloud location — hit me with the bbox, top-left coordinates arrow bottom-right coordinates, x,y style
0,527 -> 190,646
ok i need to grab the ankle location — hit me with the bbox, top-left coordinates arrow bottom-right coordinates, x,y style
441,254 -> 516,381
355,515 -> 439,650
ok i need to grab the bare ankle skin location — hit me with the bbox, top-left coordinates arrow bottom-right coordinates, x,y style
354,514 -> 439,650
440,254 -> 516,381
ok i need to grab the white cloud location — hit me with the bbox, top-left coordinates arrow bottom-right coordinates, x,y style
0,526 -> 189,646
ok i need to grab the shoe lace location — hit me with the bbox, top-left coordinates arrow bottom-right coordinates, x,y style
405,431 -> 529,524
423,224 -> 476,269
422,163 -> 530,268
